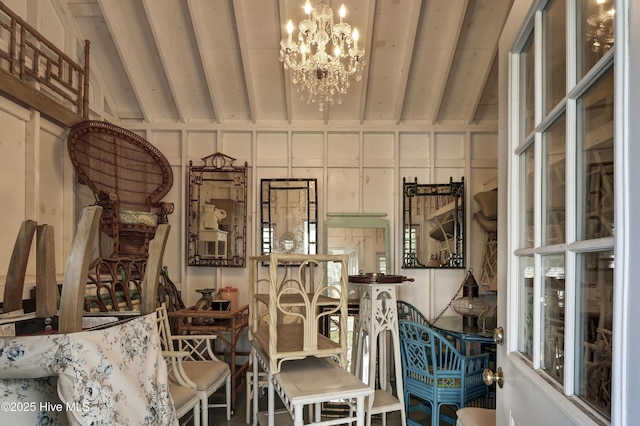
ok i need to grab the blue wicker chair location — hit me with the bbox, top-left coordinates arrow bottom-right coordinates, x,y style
397,300 -> 463,348
397,300 -> 433,327
398,319 -> 490,426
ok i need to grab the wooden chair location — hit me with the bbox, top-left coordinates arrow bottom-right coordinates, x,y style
58,205 -> 102,333
1,220 -> 37,315
398,320 -> 490,426
67,120 -> 174,259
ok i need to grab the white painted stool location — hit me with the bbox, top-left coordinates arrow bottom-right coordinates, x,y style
456,407 -> 496,426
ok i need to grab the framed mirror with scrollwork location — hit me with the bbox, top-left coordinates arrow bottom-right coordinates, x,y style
187,153 -> 248,267
260,178 -> 318,259
402,177 -> 465,269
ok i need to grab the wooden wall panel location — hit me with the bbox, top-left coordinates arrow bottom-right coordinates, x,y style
328,132 -> 359,165
327,168 -> 359,213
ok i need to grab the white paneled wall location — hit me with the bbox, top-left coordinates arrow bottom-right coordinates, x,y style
121,127 -> 498,319
0,100 -> 75,302
0,91 -> 497,321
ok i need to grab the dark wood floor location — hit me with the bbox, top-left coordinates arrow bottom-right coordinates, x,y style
198,385 -> 407,425
199,385 -> 463,426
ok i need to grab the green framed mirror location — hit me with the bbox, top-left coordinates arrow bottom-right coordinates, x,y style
324,213 -> 390,276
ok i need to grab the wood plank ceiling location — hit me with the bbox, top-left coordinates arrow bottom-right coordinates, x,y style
58,0 -> 513,126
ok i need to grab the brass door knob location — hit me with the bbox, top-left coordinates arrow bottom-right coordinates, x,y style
493,326 -> 504,344
483,367 -> 504,388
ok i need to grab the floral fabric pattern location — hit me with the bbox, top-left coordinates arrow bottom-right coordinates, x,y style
0,314 -> 177,425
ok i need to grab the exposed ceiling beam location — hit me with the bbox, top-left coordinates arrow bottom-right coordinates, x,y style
357,0 -> 378,124
465,47 -> 497,124
232,0 -> 257,124
97,0 -> 153,122
186,0 -> 220,124
141,0 -> 185,123
428,0 -> 468,125
393,0 -> 423,124
463,1 -> 512,124
277,0 -> 293,124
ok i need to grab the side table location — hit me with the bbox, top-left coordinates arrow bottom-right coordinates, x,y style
351,282 -> 407,426
199,229 -> 228,258
169,304 -> 250,409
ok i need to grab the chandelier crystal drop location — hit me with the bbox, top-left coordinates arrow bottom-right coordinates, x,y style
279,0 -> 365,111
585,0 -> 615,53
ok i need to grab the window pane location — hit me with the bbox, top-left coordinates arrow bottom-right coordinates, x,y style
575,250 -> 613,418
579,0 -> 615,79
520,146 -> 535,248
544,0 -> 566,115
542,115 -> 566,245
518,256 -> 535,358
576,251 -> 614,417
520,33 -> 535,138
541,255 -> 565,383
578,68 -> 614,240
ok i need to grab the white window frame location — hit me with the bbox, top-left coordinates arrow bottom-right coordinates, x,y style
506,0 -> 617,422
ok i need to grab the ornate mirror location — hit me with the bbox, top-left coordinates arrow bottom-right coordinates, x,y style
260,178 -> 318,257
402,177 -> 465,269
187,153 -> 248,267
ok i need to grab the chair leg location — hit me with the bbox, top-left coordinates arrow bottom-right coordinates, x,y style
194,400 -> 201,426
226,373 -> 232,420
200,392 -> 208,426
246,371 -> 253,424
433,402 -> 444,426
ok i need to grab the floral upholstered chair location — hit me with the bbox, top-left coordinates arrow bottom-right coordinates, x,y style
0,208 -> 179,426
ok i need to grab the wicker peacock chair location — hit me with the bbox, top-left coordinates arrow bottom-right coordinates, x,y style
68,120 -> 174,259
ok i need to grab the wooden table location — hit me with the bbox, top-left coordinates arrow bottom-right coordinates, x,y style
252,344 -> 372,426
169,304 -> 250,409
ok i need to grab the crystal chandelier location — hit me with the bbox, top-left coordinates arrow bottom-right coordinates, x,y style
279,0 -> 365,111
586,0 -> 615,53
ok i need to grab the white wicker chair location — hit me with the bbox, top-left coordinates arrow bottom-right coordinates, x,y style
142,225 -> 231,424
156,304 -> 232,425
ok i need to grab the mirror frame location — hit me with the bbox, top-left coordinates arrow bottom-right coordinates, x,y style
260,178 -> 318,259
402,177 -> 465,269
187,153 -> 248,267
324,213 -> 390,274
